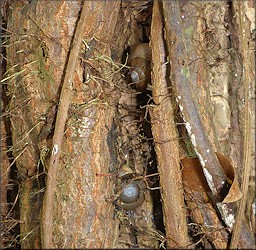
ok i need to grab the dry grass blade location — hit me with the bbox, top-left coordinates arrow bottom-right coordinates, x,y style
1,216 -> 22,249
1,60 -> 37,83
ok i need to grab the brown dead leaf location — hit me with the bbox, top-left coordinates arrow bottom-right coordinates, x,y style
181,157 -> 210,194
181,152 -> 242,203
215,152 -> 242,203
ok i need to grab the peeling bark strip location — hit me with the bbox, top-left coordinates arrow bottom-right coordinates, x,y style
162,1 -> 237,232
42,2 -> 88,248
230,1 -> 254,248
150,1 -> 190,248
162,0 -> 226,200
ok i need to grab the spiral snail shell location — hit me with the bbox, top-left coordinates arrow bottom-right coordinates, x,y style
120,182 -> 140,203
117,164 -> 146,210
128,43 -> 151,91
120,181 -> 146,210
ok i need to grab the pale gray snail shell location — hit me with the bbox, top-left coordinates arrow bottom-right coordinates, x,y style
120,181 -> 146,210
130,68 -> 141,83
120,182 -> 140,204
118,165 -> 146,210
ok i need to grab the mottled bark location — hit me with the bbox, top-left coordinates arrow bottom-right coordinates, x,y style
163,0 -> 226,200
43,1 -> 121,248
5,0 -> 120,248
229,1 -> 255,248
6,1 -> 64,247
162,0 -> 254,248
181,157 -> 229,249
3,0 -> 254,248
42,1 -> 92,247
0,120 -> 12,248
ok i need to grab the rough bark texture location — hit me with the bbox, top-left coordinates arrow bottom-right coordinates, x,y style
150,2 -> 190,248
6,1 -> 63,247
41,1 -> 98,247
229,1 -> 255,248
163,0 -> 227,199
46,2 -> 121,248
5,0 -> 121,248
181,157 -> 229,249
2,0 -> 255,249
1,119 -> 13,248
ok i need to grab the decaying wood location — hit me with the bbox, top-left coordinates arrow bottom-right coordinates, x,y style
108,2 -> 159,247
116,90 -> 158,248
42,1 -> 121,248
5,1 -> 60,247
163,0 -> 236,229
5,0 -> 121,248
3,0 -> 254,248
0,120 -> 12,248
181,157 -> 229,249
150,1 -> 190,248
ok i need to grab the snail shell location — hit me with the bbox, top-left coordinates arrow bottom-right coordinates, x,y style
128,43 -> 151,91
120,182 -> 140,203
120,181 -> 146,210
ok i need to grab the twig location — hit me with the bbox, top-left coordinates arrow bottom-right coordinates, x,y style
42,2 -> 89,248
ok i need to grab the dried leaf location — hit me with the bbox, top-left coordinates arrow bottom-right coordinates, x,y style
181,157 -> 210,195
182,153 -> 242,203
215,152 -> 242,203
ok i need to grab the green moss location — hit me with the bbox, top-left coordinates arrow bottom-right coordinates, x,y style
184,26 -> 193,39
182,65 -> 190,78
37,43 -> 54,83
184,138 -> 197,158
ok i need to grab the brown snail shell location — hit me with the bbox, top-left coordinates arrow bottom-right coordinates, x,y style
128,43 -> 151,91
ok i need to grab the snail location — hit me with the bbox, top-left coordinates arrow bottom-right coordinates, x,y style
117,165 -> 146,210
120,181 -> 146,210
127,43 -> 151,91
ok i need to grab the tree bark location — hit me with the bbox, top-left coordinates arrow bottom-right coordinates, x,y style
5,0 -> 120,248
2,0 -> 255,248
162,0 -> 255,248
150,1 -> 190,248
42,1 -> 92,247
229,1 -> 255,248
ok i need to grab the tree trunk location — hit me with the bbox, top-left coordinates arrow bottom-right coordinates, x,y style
4,0 -> 121,248
1,0 -> 255,249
